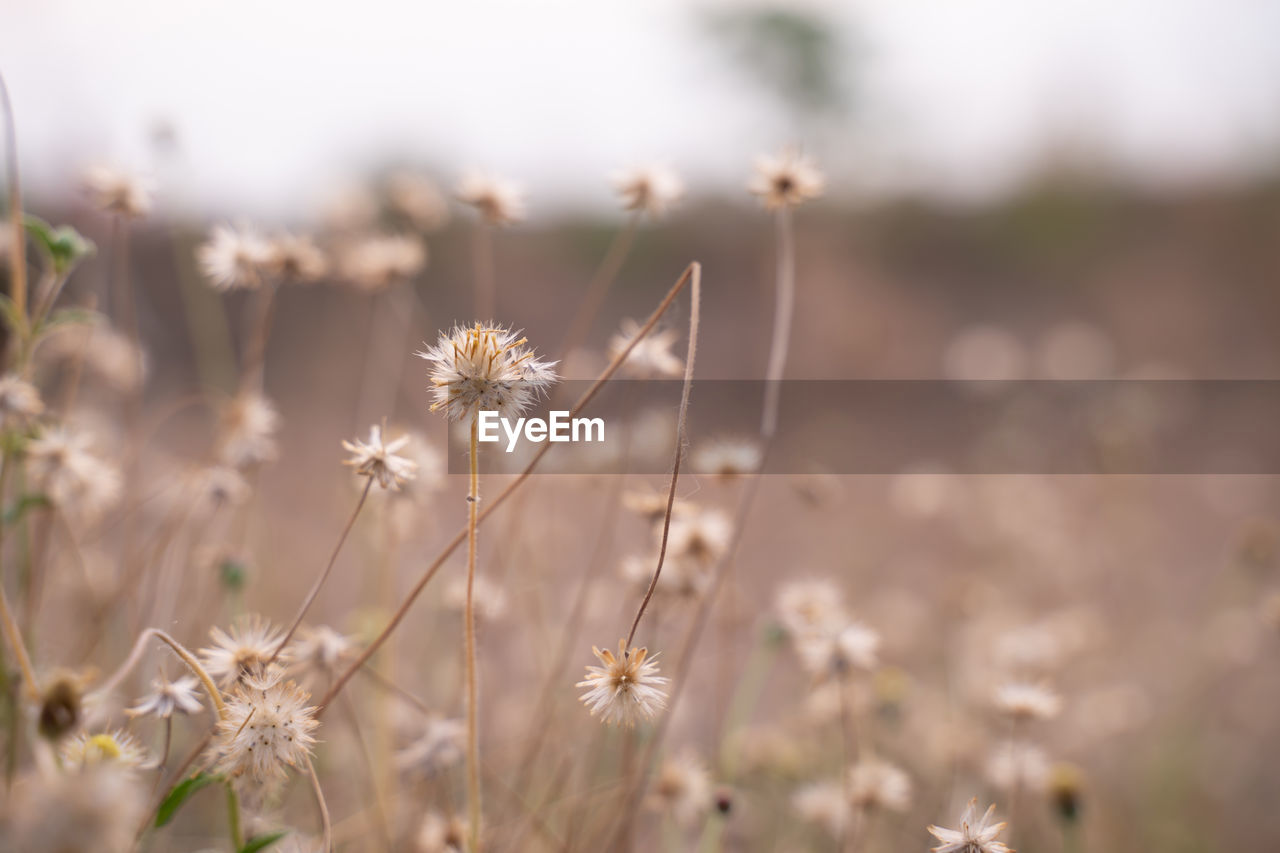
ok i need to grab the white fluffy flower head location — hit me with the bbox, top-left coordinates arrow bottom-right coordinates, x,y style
416,323 -> 557,422
928,799 -> 1014,853
343,423 -> 417,490
577,639 -> 669,727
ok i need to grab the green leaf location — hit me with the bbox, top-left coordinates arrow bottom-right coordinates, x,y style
239,830 -> 290,853
2,494 -> 50,526
23,214 -> 95,273
155,772 -> 219,827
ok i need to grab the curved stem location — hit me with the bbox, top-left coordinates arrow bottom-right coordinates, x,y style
624,262 -> 700,648
88,627 -> 225,722
272,477 -> 373,661
306,755 -> 333,852
465,416 -> 483,852
315,263 -> 698,715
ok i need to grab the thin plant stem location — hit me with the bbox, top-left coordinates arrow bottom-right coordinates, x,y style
624,262 -> 701,649
88,627 -> 225,722
0,453 -> 38,701
558,214 -> 640,360
761,207 -> 795,439
472,222 -> 495,320
305,755 -> 333,853
272,477 -> 374,661
239,278 -> 279,393
464,415 -> 483,852
316,263 -> 699,714
226,782 -> 244,850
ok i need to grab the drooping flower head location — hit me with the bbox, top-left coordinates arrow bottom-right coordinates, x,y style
343,423 -> 417,490
577,639 -> 669,727
927,799 -> 1014,853
612,165 -> 685,219
748,148 -> 825,210
416,323 -> 557,422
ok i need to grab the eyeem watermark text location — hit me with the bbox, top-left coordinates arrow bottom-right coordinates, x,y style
477,410 -> 605,453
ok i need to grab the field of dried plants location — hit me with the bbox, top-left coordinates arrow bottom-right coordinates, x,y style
0,63 -> 1279,853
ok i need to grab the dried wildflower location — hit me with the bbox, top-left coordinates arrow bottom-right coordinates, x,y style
388,171 -> 451,231
396,716 -> 466,778
0,374 -> 44,428
649,751 -> 713,827
985,740 -> 1049,792
795,621 -> 881,681
126,674 -> 203,719
184,465 -> 251,518
38,322 -> 147,393
666,507 -> 731,566
37,673 -> 84,740
287,626 -> 355,688
4,764 -> 145,853
577,640 -> 669,727
994,682 -> 1063,722
343,423 -> 417,490
61,730 -> 151,769
217,392 -> 280,469
26,426 -> 121,520
82,165 -> 152,218
416,810 -> 467,852
693,438 -> 762,480
776,578 -> 848,637
848,759 -> 912,812
607,318 -> 684,380
214,672 -> 319,789
416,323 -> 557,422
197,224 -> 273,291
338,233 -> 427,292
613,164 -> 685,218
455,172 -> 525,226
792,781 -> 849,839
928,799 -> 1014,853
200,614 -> 289,688
443,574 -> 508,622
748,148 -> 824,210
267,232 -> 328,283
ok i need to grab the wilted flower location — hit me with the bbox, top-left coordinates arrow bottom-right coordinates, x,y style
0,375 -> 44,428
443,574 -> 508,622
82,165 -> 152,218
748,148 -> 824,210
198,224 -> 273,291
613,165 -> 684,218
126,675 -> 203,720
396,716 -> 466,778
338,233 -> 426,292
214,671 -> 319,790
267,232 -> 328,283
577,639 -> 669,727
343,423 -> 417,490
649,750 -> 713,827
848,759 -> 912,812
927,799 -> 1014,853
994,682 -> 1063,722
387,171 -> 451,231
216,392 -> 280,469
416,323 -> 557,422
200,614 -> 289,687
455,172 -> 525,226
607,319 -> 684,380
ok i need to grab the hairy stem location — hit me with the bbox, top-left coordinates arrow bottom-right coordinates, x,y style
465,415 -> 483,852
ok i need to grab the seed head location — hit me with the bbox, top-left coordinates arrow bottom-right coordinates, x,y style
748,148 -> 825,210
343,423 -> 417,490
200,614 -> 290,688
612,164 -> 685,219
455,172 -> 526,226
416,323 -> 557,422
577,639 -> 669,727
213,671 -> 319,790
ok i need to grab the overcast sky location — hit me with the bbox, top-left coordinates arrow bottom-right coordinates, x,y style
3,0 -> 1279,219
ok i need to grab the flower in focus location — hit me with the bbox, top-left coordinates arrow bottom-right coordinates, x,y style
416,323 -> 557,422
126,675 -> 203,720
748,148 -> 825,210
200,614 -> 289,688
214,671 -> 319,791
612,164 -> 684,219
455,172 -> 525,226
577,639 -> 669,727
